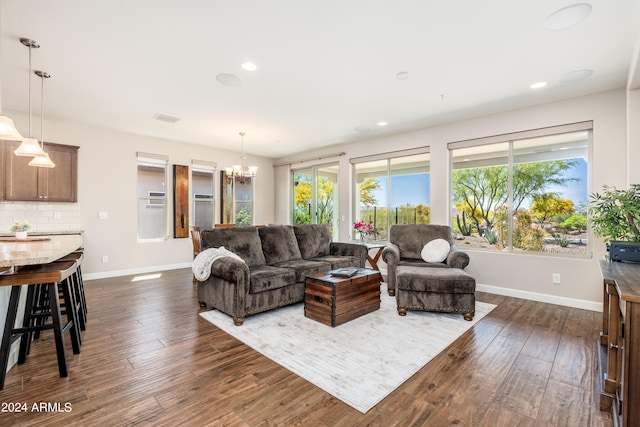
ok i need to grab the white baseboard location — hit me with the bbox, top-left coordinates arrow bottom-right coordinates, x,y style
476,283 -> 602,312
83,262 -> 192,281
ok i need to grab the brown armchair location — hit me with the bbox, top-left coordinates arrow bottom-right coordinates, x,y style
381,224 -> 476,320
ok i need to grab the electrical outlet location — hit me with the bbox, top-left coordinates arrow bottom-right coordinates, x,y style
53,211 -> 62,219
98,211 -> 109,220
101,255 -> 109,264
552,273 -> 561,284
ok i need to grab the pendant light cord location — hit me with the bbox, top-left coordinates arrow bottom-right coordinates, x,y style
20,38 -> 39,138
39,72 -> 43,148
28,43 -> 32,136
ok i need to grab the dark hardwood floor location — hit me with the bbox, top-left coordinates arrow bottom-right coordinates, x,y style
0,268 -> 613,426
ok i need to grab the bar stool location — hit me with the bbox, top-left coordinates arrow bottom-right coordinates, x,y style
0,260 -> 81,390
56,250 -> 87,328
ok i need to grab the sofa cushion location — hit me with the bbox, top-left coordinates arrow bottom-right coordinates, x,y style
293,224 -> 331,259
249,265 -> 296,293
399,259 -> 449,269
396,266 -> 475,294
421,239 -> 450,263
309,255 -> 358,269
201,227 -> 266,267
259,225 -> 303,265
273,259 -> 331,283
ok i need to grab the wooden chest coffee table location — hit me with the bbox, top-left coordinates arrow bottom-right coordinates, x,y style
304,268 -> 382,327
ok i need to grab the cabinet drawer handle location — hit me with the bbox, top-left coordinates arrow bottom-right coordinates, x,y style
610,343 -> 619,350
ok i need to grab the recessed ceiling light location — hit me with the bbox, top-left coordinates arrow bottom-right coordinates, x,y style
377,121 -> 388,127
216,73 -> 242,87
559,69 -> 593,84
242,62 -> 257,71
530,81 -> 548,89
544,3 -> 592,30
396,71 -> 409,80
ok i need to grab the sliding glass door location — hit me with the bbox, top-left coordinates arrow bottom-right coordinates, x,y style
292,163 -> 339,239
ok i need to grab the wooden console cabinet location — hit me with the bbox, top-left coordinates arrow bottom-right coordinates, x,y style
2,140 -> 78,202
599,260 -> 640,427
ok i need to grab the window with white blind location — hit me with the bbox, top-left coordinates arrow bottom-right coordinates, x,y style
191,160 -> 216,229
137,152 -> 168,241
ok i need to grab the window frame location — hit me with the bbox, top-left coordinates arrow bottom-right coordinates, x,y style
448,121 -> 592,258
351,147 -> 430,242
190,159 -> 216,230
137,152 -> 169,242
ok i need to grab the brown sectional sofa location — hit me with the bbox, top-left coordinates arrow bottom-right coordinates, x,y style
197,224 -> 367,325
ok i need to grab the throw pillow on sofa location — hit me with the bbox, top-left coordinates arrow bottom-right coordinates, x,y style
421,238 -> 450,263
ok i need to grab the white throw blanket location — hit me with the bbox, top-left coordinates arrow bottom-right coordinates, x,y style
192,247 -> 245,281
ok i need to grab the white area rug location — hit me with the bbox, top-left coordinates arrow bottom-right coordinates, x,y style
199,284 -> 496,413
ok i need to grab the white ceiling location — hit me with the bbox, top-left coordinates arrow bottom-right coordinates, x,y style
1,1 -> 639,159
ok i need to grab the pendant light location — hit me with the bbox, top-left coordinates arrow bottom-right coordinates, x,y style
13,38 -> 47,157
0,115 -> 23,141
28,70 -> 54,168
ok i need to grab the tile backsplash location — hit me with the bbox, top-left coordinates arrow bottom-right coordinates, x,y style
0,202 -> 80,233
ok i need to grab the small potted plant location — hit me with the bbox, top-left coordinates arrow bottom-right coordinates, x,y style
588,184 -> 640,243
9,220 -> 32,240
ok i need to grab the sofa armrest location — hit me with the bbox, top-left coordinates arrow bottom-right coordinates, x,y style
382,243 -> 400,266
210,257 -> 250,285
382,243 -> 400,293
446,246 -> 470,269
329,242 -> 368,268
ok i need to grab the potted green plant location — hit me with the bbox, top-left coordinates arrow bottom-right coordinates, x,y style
588,184 -> 640,243
9,220 -> 32,240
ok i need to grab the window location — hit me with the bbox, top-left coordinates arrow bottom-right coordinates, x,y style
449,122 -> 591,256
191,160 -> 216,229
234,177 -> 254,226
137,152 -> 168,241
221,172 -> 255,226
292,163 -> 339,239
352,148 -> 430,241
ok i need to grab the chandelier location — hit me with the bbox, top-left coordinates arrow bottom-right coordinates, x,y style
225,132 -> 257,184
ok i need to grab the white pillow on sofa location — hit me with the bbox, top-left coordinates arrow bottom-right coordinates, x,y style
421,239 -> 450,263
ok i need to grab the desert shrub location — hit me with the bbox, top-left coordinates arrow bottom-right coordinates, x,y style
553,233 -> 571,247
562,214 -> 587,231
484,227 -> 498,244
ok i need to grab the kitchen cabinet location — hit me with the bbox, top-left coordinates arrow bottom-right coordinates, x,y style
2,140 -> 78,202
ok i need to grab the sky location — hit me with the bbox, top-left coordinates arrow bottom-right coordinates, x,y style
368,158 -> 588,210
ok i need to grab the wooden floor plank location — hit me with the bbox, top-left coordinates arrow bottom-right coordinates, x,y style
0,267 -> 613,426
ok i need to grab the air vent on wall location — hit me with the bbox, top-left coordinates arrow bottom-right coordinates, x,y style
153,113 -> 180,123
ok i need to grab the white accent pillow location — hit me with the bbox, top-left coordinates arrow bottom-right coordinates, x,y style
421,239 -> 450,263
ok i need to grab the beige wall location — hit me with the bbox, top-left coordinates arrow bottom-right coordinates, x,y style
275,89 -> 629,310
0,113 -> 275,278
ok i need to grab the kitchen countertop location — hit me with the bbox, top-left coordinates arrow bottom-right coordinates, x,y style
0,234 -> 83,268
0,230 -> 83,237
